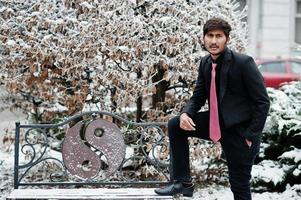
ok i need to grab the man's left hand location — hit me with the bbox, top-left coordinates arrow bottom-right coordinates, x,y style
245,139 -> 252,147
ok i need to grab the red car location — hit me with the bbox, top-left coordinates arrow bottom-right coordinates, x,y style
256,58 -> 301,88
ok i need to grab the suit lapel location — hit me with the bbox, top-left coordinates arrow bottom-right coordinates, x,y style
219,48 -> 232,102
204,57 -> 211,93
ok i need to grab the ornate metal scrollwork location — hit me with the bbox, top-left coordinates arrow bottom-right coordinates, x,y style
14,111 -> 169,188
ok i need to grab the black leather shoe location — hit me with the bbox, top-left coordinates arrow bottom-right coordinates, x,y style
154,182 -> 194,197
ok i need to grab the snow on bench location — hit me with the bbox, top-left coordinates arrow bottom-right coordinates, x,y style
7,188 -> 172,199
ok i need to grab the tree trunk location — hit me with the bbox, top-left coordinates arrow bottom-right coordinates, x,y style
136,96 -> 142,122
151,64 -> 169,109
111,87 -> 117,123
136,69 -> 143,122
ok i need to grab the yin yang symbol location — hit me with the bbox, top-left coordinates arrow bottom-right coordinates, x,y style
62,119 -> 126,180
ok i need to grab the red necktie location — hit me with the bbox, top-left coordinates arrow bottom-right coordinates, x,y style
209,63 -> 221,143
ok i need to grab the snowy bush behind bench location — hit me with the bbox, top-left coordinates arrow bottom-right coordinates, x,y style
251,81 -> 301,192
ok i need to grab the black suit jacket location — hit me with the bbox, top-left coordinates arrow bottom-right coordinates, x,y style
182,48 -> 270,142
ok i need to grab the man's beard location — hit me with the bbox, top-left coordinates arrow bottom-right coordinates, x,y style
210,51 -> 222,56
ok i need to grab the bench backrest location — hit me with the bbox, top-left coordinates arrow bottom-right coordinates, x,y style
13,111 -> 169,189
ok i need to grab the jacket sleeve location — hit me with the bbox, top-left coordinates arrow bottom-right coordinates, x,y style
181,58 -> 207,118
240,57 -> 270,141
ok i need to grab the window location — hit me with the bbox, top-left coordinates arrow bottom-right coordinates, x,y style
296,0 -> 301,44
291,61 -> 301,74
258,62 -> 286,73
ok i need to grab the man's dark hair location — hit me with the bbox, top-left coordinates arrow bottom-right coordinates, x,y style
203,18 -> 232,38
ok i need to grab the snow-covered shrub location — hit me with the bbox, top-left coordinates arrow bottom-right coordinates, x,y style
251,81 -> 301,192
190,140 -> 227,185
0,0 -> 247,122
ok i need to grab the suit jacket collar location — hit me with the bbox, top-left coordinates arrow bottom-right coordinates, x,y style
205,47 -> 232,64
204,47 -> 232,102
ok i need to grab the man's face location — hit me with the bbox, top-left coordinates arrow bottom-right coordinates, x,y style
203,29 -> 229,57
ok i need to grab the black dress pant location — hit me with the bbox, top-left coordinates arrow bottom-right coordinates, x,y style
168,111 -> 261,200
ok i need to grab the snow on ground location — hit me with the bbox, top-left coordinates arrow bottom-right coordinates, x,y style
186,185 -> 301,200
0,86 -> 300,199
0,86 -> 26,148
0,148 -> 14,199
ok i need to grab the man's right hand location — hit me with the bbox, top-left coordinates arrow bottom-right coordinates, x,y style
180,113 -> 196,131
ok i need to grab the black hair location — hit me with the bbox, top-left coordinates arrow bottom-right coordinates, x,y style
203,18 -> 232,38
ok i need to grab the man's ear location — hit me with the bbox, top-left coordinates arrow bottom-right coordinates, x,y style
226,36 -> 230,43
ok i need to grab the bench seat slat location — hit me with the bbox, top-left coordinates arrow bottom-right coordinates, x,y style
7,188 -> 173,199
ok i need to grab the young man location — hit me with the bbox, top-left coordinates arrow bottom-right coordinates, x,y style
155,18 -> 270,200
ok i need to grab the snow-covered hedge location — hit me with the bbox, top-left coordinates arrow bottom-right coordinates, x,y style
0,0 -> 247,122
251,81 -> 301,192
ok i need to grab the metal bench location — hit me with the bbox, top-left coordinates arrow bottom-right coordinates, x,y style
7,111 -> 171,199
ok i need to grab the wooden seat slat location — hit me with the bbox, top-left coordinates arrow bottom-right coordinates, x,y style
7,188 -> 173,199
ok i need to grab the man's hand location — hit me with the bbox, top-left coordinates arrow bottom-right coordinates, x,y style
245,139 -> 252,148
180,113 -> 196,131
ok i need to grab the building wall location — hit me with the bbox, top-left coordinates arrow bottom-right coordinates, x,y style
247,0 -> 300,59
